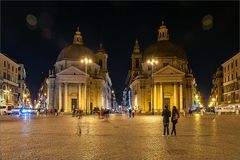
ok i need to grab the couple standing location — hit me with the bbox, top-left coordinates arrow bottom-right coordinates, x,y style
162,105 -> 179,136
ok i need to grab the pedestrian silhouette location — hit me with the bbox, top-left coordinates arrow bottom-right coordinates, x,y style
162,105 -> 171,136
171,106 -> 179,136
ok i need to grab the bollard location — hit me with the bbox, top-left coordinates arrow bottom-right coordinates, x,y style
236,110 -> 239,115
218,111 -> 221,115
201,111 -> 204,116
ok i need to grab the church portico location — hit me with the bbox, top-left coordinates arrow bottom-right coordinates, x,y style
151,81 -> 183,112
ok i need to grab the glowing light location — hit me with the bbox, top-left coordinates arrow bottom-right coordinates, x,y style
147,59 -> 158,65
212,98 -> 216,102
134,95 -> 138,108
195,95 -> 199,99
26,14 -> 38,26
81,58 -> 92,64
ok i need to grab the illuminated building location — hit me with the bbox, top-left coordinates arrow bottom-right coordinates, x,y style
0,53 -> 29,107
209,66 -> 223,107
46,28 -> 113,113
222,52 -> 240,108
125,21 -> 198,113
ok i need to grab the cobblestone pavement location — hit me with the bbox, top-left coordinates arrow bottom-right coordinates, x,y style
0,114 -> 240,160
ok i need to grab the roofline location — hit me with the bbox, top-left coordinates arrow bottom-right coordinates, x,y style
222,52 -> 240,66
0,52 -> 19,65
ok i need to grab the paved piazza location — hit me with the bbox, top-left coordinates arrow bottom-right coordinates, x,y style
0,114 -> 240,160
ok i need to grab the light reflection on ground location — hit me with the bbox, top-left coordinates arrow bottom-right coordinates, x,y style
0,114 -> 240,160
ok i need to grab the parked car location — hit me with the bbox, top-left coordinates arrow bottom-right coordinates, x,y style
0,106 -> 14,115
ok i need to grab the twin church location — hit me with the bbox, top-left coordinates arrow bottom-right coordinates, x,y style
46,22 -> 198,113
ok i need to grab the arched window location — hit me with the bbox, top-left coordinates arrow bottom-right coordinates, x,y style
2,85 -> 6,91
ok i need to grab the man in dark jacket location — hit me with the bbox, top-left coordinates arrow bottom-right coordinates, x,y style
162,105 -> 171,136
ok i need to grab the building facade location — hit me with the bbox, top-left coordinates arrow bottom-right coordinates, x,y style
209,66 -> 223,107
46,28 -> 113,113
222,52 -> 240,108
0,53 -> 29,107
125,22 -> 198,113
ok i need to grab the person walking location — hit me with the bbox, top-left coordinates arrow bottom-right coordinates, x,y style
171,106 -> 179,136
162,105 -> 171,136
132,109 -> 135,118
129,108 -> 132,118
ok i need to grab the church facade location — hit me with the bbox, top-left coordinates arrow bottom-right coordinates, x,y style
125,22 -> 198,113
46,28 -> 113,113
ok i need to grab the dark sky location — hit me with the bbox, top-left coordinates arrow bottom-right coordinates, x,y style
1,1 -> 239,105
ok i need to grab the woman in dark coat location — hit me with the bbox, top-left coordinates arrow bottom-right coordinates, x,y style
171,106 -> 179,136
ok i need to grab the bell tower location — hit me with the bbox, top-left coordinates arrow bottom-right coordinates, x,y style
96,43 -> 108,73
131,39 -> 142,77
158,21 -> 169,41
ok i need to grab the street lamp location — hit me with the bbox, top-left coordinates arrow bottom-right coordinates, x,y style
81,57 -> 92,114
212,98 -> 216,107
147,58 -> 158,115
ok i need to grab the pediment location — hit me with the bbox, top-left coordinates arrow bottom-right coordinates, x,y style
56,66 -> 87,76
153,65 -> 185,76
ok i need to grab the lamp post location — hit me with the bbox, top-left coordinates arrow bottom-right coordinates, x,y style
147,58 -> 158,115
81,57 -> 92,114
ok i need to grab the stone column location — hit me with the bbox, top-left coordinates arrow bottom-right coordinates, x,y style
173,83 -> 177,107
153,83 -> 157,113
64,83 -> 68,112
59,83 -> 62,110
160,83 -> 163,111
180,83 -> 183,112
79,84 -> 82,109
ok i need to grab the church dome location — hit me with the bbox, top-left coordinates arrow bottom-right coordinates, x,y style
57,44 -> 95,61
143,21 -> 187,60
144,41 -> 187,60
57,28 -> 95,61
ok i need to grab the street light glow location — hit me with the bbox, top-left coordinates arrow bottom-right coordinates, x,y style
147,59 -> 158,65
146,58 -> 158,115
80,57 -> 92,114
81,57 -> 92,64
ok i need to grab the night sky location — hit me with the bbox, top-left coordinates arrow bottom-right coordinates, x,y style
1,1 -> 239,105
